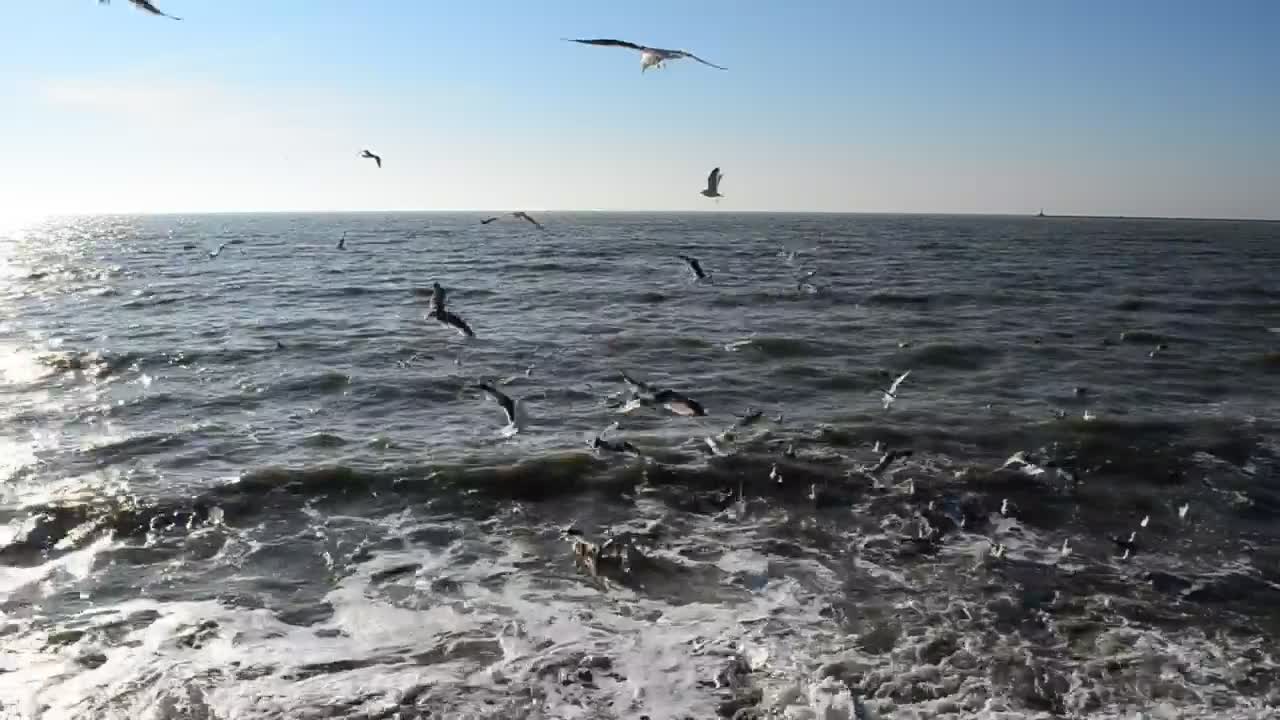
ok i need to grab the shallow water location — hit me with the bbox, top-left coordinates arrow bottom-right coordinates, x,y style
2,212 -> 1279,718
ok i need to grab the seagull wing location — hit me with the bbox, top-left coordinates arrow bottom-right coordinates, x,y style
888,370 -> 911,395
373,154 -> 382,168
514,212 -> 544,229
474,383 -> 517,425
706,167 -> 721,193
480,217 -> 499,224
675,51 -> 727,70
563,38 -> 647,52
618,370 -> 653,395
101,0 -> 180,20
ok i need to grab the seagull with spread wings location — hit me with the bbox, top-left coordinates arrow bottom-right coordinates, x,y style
99,0 -> 180,20
360,149 -> 382,168
701,167 -> 724,198
562,38 -> 727,73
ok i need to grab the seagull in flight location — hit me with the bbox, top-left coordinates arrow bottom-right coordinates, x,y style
479,212 -> 545,230
614,371 -> 706,417
881,370 -> 911,409
360,149 -> 382,168
425,281 -> 475,337
562,38 -> 727,73
337,231 -> 348,250
99,0 -> 180,20
473,382 -> 522,432
678,255 -> 707,281
701,167 -> 724,199
513,212 -> 544,230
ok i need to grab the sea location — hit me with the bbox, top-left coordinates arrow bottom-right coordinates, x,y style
1,212 -> 1278,719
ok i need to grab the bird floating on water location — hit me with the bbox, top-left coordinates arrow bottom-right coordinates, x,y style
562,38 -> 727,73
208,243 -> 227,259
360,149 -> 382,168
100,0 -> 180,20
701,167 -> 724,199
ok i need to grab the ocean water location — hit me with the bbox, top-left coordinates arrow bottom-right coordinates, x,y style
1,212 -> 1279,719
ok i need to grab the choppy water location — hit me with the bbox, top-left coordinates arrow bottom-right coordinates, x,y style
1,212 -> 1279,719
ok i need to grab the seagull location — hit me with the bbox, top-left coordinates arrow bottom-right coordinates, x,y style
589,423 -> 639,455
208,243 -> 227,259
881,370 -> 911,409
871,449 -> 912,475
734,408 -> 764,429
99,0 -> 180,20
433,310 -> 474,338
614,371 -> 706,417
701,167 -> 724,198
473,382 -> 521,431
770,464 -> 782,484
360,149 -> 382,168
562,38 -> 727,73
337,231 -> 347,250
1177,503 -> 1189,520
426,281 -> 447,319
678,254 -> 707,281
512,212 -> 544,230
1060,538 -> 1073,558
479,216 -> 500,224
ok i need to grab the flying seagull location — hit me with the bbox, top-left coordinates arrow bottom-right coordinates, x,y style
881,370 -> 911,409
337,231 -> 347,250
614,371 -> 706,417
473,382 -> 521,430
562,38 -> 727,73
99,0 -> 180,20
479,216 -> 500,225
512,212 -> 545,230
360,149 -> 382,168
678,254 -> 707,281
424,281 -> 474,337
701,167 -> 724,198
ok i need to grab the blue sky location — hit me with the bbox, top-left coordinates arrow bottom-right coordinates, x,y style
0,0 -> 1276,218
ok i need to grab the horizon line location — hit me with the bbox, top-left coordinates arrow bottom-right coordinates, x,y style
14,209 -> 1279,223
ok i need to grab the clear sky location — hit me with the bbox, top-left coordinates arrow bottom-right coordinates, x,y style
0,0 -> 1277,219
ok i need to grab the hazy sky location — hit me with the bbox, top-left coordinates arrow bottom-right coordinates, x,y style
0,0 -> 1277,219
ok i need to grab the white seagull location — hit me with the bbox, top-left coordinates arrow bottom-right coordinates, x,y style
881,370 -> 911,409
562,38 -> 727,73
99,0 -> 180,20
701,167 -> 724,198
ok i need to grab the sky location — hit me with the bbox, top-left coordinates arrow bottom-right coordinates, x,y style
0,0 -> 1277,219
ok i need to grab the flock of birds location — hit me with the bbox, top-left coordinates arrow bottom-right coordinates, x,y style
102,0 -> 1177,574
101,1 -> 733,206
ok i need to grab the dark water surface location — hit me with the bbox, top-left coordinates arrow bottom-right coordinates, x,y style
1,212 -> 1279,718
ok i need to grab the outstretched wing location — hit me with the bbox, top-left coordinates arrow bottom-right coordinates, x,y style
514,212 -> 544,229
563,38 -> 647,51
676,51 -> 727,70
706,167 -> 721,192
474,383 -> 517,424
102,0 -> 181,19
